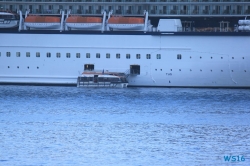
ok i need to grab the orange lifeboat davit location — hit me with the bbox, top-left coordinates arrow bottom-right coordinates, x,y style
65,16 -> 103,30
24,15 -> 61,29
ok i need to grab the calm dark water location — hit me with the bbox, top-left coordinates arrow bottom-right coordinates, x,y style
0,85 -> 250,166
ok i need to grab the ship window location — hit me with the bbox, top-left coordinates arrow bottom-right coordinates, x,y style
6,52 -> 10,57
26,52 -> 30,57
136,54 -> 141,59
177,54 -> 182,59
243,57 -> 244,59
232,57 -> 234,59
126,54 -> 130,59
156,54 -> 161,59
130,65 -> 140,75
106,53 -> 110,58
116,53 -> 120,59
0,52 -> 1,57
221,57 -> 223,59
66,53 -> 70,58
84,64 -> 94,71
16,52 -> 21,57
76,53 -> 80,58
146,54 -> 151,59
96,53 -> 100,58
36,52 -> 40,57
47,52 -> 51,58
86,53 -> 90,58
56,53 -> 61,58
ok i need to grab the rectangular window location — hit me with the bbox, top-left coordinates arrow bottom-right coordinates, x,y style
16,52 -> 21,57
76,53 -> 80,58
47,52 -> 51,58
66,53 -> 70,58
6,52 -> 11,57
96,53 -> 100,58
146,54 -> 151,59
26,52 -> 30,57
106,53 -> 110,59
86,53 -> 90,58
56,52 -> 61,58
156,54 -> 161,59
177,54 -> 182,59
36,52 -> 40,57
136,54 -> 141,59
126,54 -> 130,59
116,53 -> 120,59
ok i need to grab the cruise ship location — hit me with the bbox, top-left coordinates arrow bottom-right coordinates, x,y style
0,0 -> 250,87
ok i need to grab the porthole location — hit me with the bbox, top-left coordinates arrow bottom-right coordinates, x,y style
27,66 -> 29,69
8,66 -> 10,68
232,57 -> 234,59
200,69 -> 202,72
221,57 -> 223,59
17,66 -> 19,69
179,69 -> 181,71
231,70 -> 233,72
243,57 -> 245,59
211,57 -> 213,59
221,70 -> 223,72
37,67 -> 39,69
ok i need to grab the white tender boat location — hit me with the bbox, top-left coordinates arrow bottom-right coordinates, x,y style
77,71 -> 128,88
0,11 -> 19,28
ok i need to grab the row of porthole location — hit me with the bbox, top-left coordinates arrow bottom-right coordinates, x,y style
6,66 -> 248,73
8,66 -> 40,69
189,57 -> 244,59
165,69 -> 247,72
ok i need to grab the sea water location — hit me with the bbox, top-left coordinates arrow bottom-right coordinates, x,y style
0,85 -> 250,166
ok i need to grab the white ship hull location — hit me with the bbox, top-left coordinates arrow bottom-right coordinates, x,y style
0,32 -> 250,87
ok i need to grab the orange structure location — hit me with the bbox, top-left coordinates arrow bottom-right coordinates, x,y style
108,17 -> 144,24
66,16 -> 102,23
25,16 -> 60,23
